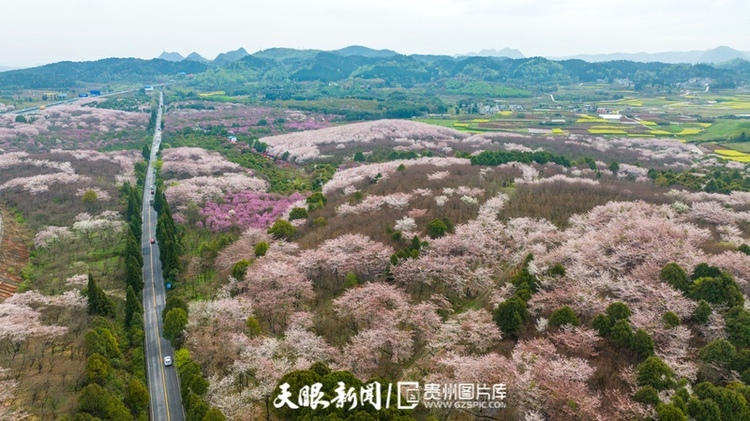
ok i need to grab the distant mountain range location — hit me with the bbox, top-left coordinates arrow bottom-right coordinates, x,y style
0,66 -> 19,73
2,44 -> 749,91
157,51 -> 184,62
335,45 -> 398,58
550,46 -> 750,64
457,48 -> 525,59
0,58 -> 207,89
213,48 -> 249,65
185,52 -> 209,63
157,45 -> 749,67
158,45 -> 401,65
157,48 -> 250,65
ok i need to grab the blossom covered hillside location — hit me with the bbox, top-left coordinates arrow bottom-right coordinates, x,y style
183,135 -> 750,420
261,119 -> 477,161
166,101 -> 334,134
0,101 -> 148,151
159,146 -> 311,233
0,144 -> 147,417
258,118 -> 703,170
6,92 -> 750,421
0,149 -> 139,227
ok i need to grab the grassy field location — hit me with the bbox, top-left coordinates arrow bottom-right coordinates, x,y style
691,120 -> 750,141
721,142 -> 750,153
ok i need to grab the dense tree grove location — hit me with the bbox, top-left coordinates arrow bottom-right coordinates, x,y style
86,273 -> 115,318
470,150 -> 572,167
155,189 -> 183,286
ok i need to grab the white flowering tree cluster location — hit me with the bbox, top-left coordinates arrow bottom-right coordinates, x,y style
161,147 -> 243,177
160,147 -> 269,211
0,103 -> 148,150
322,157 -> 470,195
298,234 -> 393,283
0,290 -> 84,341
262,119 -> 476,162
165,173 -> 268,210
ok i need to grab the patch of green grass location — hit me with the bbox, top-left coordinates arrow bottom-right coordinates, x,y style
723,142 -> 750,153
693,120 -> 750,141
28,232 -> 125,295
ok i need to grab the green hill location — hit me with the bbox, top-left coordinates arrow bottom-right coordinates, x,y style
0,58 -> 207,89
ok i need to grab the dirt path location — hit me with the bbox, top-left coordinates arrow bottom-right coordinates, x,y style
0,207 -> 29,300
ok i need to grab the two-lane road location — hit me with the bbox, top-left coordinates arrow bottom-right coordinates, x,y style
142,91 -> 185,421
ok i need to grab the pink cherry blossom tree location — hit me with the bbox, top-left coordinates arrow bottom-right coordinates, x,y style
298,234 -> 393,284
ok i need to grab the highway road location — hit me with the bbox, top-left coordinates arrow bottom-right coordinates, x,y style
7,89 -> 134,115
142,91 -> 185,421
3,81 -> 180,115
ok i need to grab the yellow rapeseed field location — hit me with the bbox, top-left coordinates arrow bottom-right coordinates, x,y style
678,128 -> 702,135
589,129 -> 627,135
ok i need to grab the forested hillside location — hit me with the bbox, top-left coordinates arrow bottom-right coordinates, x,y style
2,50 -> 749,92
0,58 -> 207,89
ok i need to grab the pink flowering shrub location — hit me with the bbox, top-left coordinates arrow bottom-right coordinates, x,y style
685,200 -> 750,225
75,187 -> 111,201
298,234 -> 393,283
0,173 -> 91,194
50,148 -> 140,185
429,309 -> 502,354
200,192 -> 304,232
214,228 -> 271,271
6,290 -> 86,309
0,149 -> 135,233
466,131 -> 698,169
394,194 -> 556,299
709,251 -> 750,292
427,338 -> 603,420
532,201 -> 707,329
332,283 -> 440,378
530,174 -> 600,186
165,172 -> 268,209
234,245 -> 314,334
160,119 -> 750,419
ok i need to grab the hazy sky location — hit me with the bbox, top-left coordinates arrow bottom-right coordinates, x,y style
1,0 -> 748,67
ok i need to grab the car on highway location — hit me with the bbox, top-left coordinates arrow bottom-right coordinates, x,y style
150,238 -> 155,244
164,356 -> 172,366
